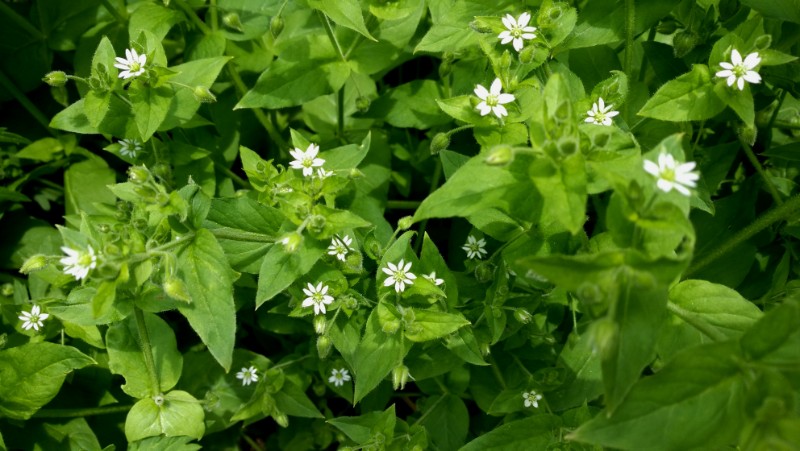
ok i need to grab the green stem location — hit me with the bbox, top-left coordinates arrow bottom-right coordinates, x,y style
0,2 -> 45,40
386,200 -> 422,209
173,0 -> 212,35
134,307 -> 161,395
32,405 -> 133,418
412,395 -> 445,426
242,434 -> 265,451
773,120 -> 800,130
213,158 -> 251,189
623,0 -> 636,118
337,86 -> 345,140
210,0 -> 219,32
764,90 -> 787,151
227,66 -> 289,150
414,159 -> 442,253
209,228 -> 274,243
740,139 -> 783,205
271,355 -> 309,371
99,0 -> 127,23
685,193 -> 800,277
318,11 -> 347,62
0,70 -> 54,135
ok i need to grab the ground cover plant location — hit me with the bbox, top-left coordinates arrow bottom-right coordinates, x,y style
1,0 -> 800,449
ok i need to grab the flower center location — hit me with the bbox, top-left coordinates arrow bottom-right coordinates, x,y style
312,293 -> 325,303
733,64 -> 747,77
78,253 -> 93,267
302,158 -> 313,168
511,27 -> 523,38
393,271 -> 406,282
130,61 -> 141,72
661,168 -> 676,182
485,94 -> 498,107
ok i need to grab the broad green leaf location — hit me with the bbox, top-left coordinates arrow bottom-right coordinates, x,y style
353,304 -> 408,403
738,0 -> 800,24
42,417 -> 102,451
419,394 -> 468,450
274,378 -> 324,418
15,137 -> 63,162
107,312 -> 183,398
83,90 -> 111,128
328,405 -> 396,445
309,0 -> 376,41
50,96 -> 137,138
159,56 -> 232,130
445,328 -> 488,366
367,80 -> 450,129
548,329 -> 604,411
235,59 -> 350,109
713,82 -> 755,125
460,415 -> 561,451
436,96 -> 492,126
0,343 -> 95,419
348,1 -> 424,74
176,229 -> 236,371
404,309 -> 470,342
205,197 -> 284,273
91,36 -> 118,81
129,435 -> 201,451
125,390 -> 205,442
129,84 -> 172,141
570,342 -> 746,450
740,300 -> 800,366
529,153 -> 587,235
566,0 -> 681,49
638,65 -> 726,121
256,236 -> 326,307
64,156 -> 116,216
129,2 -> 183,40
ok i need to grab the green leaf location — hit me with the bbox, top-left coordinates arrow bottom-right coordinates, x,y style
235,59 -> 350,109
64,157 -> 116,216
16,137 -> 63,162
459,415 -> 561,450
566,0 -> 680,49
367,80 -> 450,129
176,229 -> 236,371
713,82 -> 755,125
42,417 -> 102,451
353,303 -> 408,403
740,300 -> 800,366
445,328 -> 488,366
107,312 -> 183,398
129,2 -> 184,40
328,405 -> 396,445
405,309 -> 470,342
129,84 -> 172,141
309,0 -> 376,41
548,330 -> 604,411
159,57 -> 232,130
436,96 -> 492,126
738,0 -> 800,24
569,342 -> 746,450
529,152 -> 587,235
0,343 -> 95,419
129,435 -> 201,451
125,390 -> 205,442
419,394 -> 468,450
638,65 -> 726,121
273,378 -> 324,418
256,236 -> 326,307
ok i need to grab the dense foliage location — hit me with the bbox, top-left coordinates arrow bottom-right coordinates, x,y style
1,0 -> 800,449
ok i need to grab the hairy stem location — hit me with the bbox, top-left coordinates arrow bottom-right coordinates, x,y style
740,139 -> 783,205
318,11 -> 347,62
33,405 -> 133,418
134,307 -> 161,395
623,0 -> 636,118
173,0 -> 212,35
99,0 -> 127,23
387,200 -> 422,209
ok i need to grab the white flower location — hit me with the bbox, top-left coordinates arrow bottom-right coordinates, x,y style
327,235 -> 354,261
114,48 -> 147,80
236,366 -> 259,386
715,49 -> 761,91
382,259 -> 417,293
60,245 -> 98,280
498,12 -> 537,52
18,304 -> 49,331
289,143 -> 325,177
523,390 -> 542,408
422,272 -> 444,286
302,282 -> 334,315
585,97 -> 620,126
643,152 -> 700,196
328,368 -> 351,387
118,139 -> 142,158
462,235 -> 488,260
316,167 -> 333,179
474,78 -> 515,119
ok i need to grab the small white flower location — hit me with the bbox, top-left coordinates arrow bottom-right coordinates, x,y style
114,48 -> 147,80
316,167 -> 334,179
643,152 -> 700,196
585,97 -> 620,126
462,235 -> 488,260
289,143 -> 325,177
715,49 -> 761,91
498,12 -> 538,52
328,368 -> 351,387
474,78 -> 515,119
523,390 -> 543,408
382,259 -> 417,293
327,235 -> 354,262
60,245 -> 98,280
118,139 -> 142,158
302,282 -> 334,315
236,366 -> 259,386
422,272 -> 444,286
18,304 -> 50,331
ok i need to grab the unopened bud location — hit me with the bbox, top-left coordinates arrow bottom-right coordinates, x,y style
43,71 -> 67,87
1,283 -> 14,297
480,342 -> 491,356
308,215 -> 326,234
673,31 -> 701,58
20,255 -> 48,274
164,277 -> 192,303
397,216 -> 413,230
475,262 -> 495,283
348,168 -> 365,179
363,236 -> 382,261
316,335 -> 332,359
438,59 -> 452,78
392,364 -> 411,390
430,132 -> 450,154
270,16 -> 285,38
468,19 -> 492,33
519,45 -> 536,64
355,96 -> 371,113
500,51 -> 512,69
382,319 -> 401,335
754,35 -> 772,50
280,232 -> 303,253
313,316 -> 327,335
273,411 -> 289,428
342,294 -> 359,310
484,144 -> 514,166
193,85 -> 217,103
132,218 -> 148,230
737,122 -> 757,146
222,12 -> 244,31
513,308 -> 533,324
128,166 -> 150,184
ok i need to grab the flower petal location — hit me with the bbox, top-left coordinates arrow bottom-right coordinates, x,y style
474,84 -> 489,99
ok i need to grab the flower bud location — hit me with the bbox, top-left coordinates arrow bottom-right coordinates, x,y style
342,294 -> 359,310
475,262 -> 495,283
128,166 -> 150,184
513,308 -> 533,324
363,235 -> 382,261
430,132 -> 450,154
519,45 -> 536,64
43,71 -> 67,87
348,168 -> 365,179
313,316 -> 327,335
438,59 -> 452,78
355,96 -> 371,113
500,51 -> 512,69
1,283 -> 14,297
20,254 -> 48,274
468,19 -> 492,33
308,214 -> 326,234
164,277 -> 192,303
484,144 -> 514,166
397,216 -> 414,230
558,138 -> 578,156
270,15 -> 285,38
672,31 -> 701,58
382,319 -> 401,335
273,411 -> 289,428
316,335 -> 332,359
392,364 -> 411,390
737,122 -> 757,146
222,12 -> 244,31
480,342 -> 491,356
132,218 -> 148,230
656,19 -> 678,35
193,86 -> 217,103
280,232 -> 303,253
754,34 -> 772,50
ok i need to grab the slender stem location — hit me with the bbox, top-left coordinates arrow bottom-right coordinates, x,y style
134,307 -> 162,395
414,159 -> 442,253
740,139 -> 783,205
337,87 -> 345,140
271,355 -> 309,371
147,232 -> 195,253
209,228 -> 274,243
318,11 -> 347,62
764,90 -> 787,151
227,66 -> 289,150
173,0 -> 212,35
242,434 -> 265,451
32,405 -> 133,418
0,70 -> 54,135
386,200 -> 422,209
411,395 -> 445,426
623,0 -> 636,118
213,158 -> 251,189
0,2 -> 45,40
99,0 -> 127,23
774,120 -> 800,130
685,193 -> 800,277
210,0 -> 219,32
